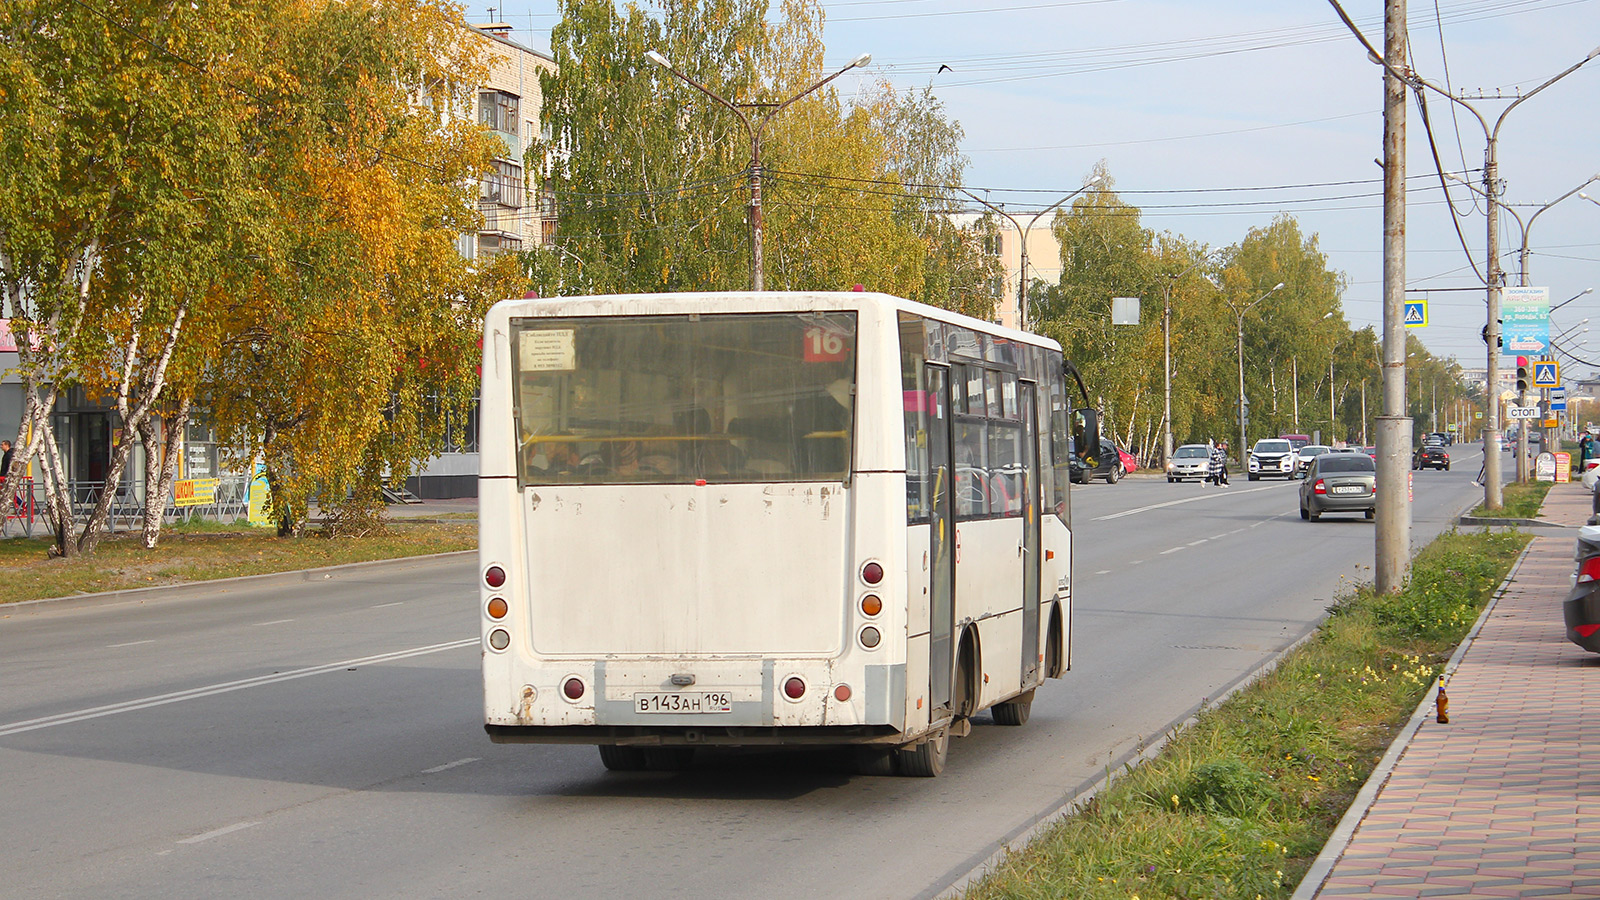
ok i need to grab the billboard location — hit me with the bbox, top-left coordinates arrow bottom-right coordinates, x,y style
1502,286 -> 1550,356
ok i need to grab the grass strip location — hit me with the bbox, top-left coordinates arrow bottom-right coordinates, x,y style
0,520 -> 475,605
1470,479 -> 1552,519
965,527 -> 1530,900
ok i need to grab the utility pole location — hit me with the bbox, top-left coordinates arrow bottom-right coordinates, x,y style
960,176 -> 1103,331
1158,253 -> 1213,464
1372,0 -> 1411,594
647,50 -> 872,291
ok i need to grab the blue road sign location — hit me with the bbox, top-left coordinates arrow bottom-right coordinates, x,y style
1533,361 -> 1559,388
1403,300 -> 1428,327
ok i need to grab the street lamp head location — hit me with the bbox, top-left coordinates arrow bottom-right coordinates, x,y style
850,52 -> 872,68
645,50 -> 671,69
1273,282 -> 1286,291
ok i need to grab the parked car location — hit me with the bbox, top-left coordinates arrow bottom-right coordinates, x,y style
1363,446 -> 1378,458
1414,441 -> 1450,470
1247,438 -> 1296,480
1279,434 -> 1312,454
1299,453 -> 1377,521
1294,444 -> 1332,478
1166,443 -> 1211,482
1118,446 -> 1139,474
1564,524 -> 1600,652
1070,436 -> 1126,484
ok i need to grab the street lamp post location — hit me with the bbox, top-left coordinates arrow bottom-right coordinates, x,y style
960,175 -> 1104,331
646,49 -> 872,291
1226,282 -> 1287,467
1158,253 -> 1214,464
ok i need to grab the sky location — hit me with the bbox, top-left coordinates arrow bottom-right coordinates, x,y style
478,0 -> 1600,377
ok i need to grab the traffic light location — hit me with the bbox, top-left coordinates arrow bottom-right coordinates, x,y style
1516,356 -> 1529,393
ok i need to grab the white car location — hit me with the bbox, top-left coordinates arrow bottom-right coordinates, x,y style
1294,444 -> 1332,478
1166,444 -> 1211,482
1247,439 -> 1297,480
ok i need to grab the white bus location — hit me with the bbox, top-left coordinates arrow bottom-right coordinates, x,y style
478,291 -> 1100,776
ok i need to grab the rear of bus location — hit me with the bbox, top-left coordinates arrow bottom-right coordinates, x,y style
478,293 -> 906,759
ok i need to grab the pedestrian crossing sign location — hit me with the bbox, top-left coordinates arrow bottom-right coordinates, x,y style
1403,300 -> 1428,327
1533,360 -> 1558,388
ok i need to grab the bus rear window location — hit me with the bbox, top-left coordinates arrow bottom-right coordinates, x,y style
510,313 -> 857,485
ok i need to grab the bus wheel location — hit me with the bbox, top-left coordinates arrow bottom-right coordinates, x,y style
895,730 -> 948,777
643,747 -> 696,771
598,745 -> 648,771
992,689 -> 1034,726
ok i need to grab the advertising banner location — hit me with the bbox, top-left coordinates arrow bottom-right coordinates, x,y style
1502,286 -> 1550,356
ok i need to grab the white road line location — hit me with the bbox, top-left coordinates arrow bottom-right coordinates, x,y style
0,638 -> 477,737
1129,559 -> 1145,565
1210,533 -> 1228,540
1187,539 -> 1208,546
370,602 -> 405,609
1159,546 -> 1185,555
421,757 -> 481,775
177,821 -> 260,844
1091,484 -> 1281,521
252,618 -> 296,627
107,640 -> 155,648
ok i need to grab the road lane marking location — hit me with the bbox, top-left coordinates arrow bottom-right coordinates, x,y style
107,640 -> 155,648
1187,539 -> 1208,546
1159,547 -> 1185,555
1095,570 -> 1111,575
252,618 -> 296,627
1091,484 -> 1281,521
1210,533 -> 1228,540
421,757 -> 481,774
178,821 -> 260,844
370,602 -> 405,609
0,638 -> 478,737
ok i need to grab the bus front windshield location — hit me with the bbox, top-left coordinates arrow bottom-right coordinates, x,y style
511,312 -> 858,485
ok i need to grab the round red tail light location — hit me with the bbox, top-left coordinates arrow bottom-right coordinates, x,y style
861,562 -> 883,585
783,677 -> 806,700
563,677 -> 585,700
485,565 -> 506,589
834,684 -> 852,702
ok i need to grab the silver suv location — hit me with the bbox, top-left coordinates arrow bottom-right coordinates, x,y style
1248,439 -> 1296,480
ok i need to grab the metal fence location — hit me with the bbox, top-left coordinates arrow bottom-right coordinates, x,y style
1,474 -> 255,539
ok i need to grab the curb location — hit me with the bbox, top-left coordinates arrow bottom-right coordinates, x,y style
1288,537 -> 1537,900
1455,515 -> 1569,528
927,617 -> 1329,899
1,550 -> 476,614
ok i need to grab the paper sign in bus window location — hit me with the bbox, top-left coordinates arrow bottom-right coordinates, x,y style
520,329 -> 576,371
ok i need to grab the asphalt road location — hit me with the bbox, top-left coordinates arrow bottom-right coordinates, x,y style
0,446 -> 1487,900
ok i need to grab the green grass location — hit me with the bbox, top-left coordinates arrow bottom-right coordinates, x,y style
0,520 -> 476,604
1470,479 -> 1553,519
964,528 -> 1530,900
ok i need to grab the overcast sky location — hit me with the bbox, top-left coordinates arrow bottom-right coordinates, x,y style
482,0 -> 1600,376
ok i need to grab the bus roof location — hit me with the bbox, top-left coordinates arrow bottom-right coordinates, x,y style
487,291 -> 1063,353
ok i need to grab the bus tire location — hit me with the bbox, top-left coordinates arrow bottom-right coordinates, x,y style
598,745 -> 649,771
895,730 -> 948,777
1045,604 -> 1066,678
992,689 -> 1034,726
643,747 -> 696,771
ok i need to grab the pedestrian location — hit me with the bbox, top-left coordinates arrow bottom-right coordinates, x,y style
1208,440 -> 1229,487
1581,433 -> 1593,472
0,440 -> 12,482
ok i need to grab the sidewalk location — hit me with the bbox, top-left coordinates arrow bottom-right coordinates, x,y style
1297,480 -> 1600,899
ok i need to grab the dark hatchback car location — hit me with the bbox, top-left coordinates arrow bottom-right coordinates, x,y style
1299,453 -> 1376,520
1414,441 -> 1450,470
1069,437 -> 1126,484
1564,524 -> 1600,652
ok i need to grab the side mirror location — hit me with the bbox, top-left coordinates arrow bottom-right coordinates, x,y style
1074,408 -> 1101,467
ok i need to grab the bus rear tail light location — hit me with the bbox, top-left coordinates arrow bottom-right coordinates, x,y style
486,597 -> 508,619
783,677 -> 806,700
860,594 -> 882,617
859,626 -> 881,649
487,629 -> 510,651
834,684 -> 851,702
563,677 -> 586,701
861,562 -> 883,585
485,565 -> 506,589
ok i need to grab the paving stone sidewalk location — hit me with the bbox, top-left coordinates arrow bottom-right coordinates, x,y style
1299,481 -> 1600,899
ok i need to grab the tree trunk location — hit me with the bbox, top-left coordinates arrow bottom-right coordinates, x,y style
77,420 -> 141,555
139,399 -> 190,549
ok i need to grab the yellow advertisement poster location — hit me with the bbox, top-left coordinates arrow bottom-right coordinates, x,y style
247,466 -> 272,527
172,478 -> 218,508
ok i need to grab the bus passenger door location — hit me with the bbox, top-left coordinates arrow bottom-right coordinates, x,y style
1020,382 -> 1041,684
926,365 -> 955,715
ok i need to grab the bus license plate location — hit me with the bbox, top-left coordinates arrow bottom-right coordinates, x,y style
634,692 -> 733,714
1331,485 -> 1365,494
